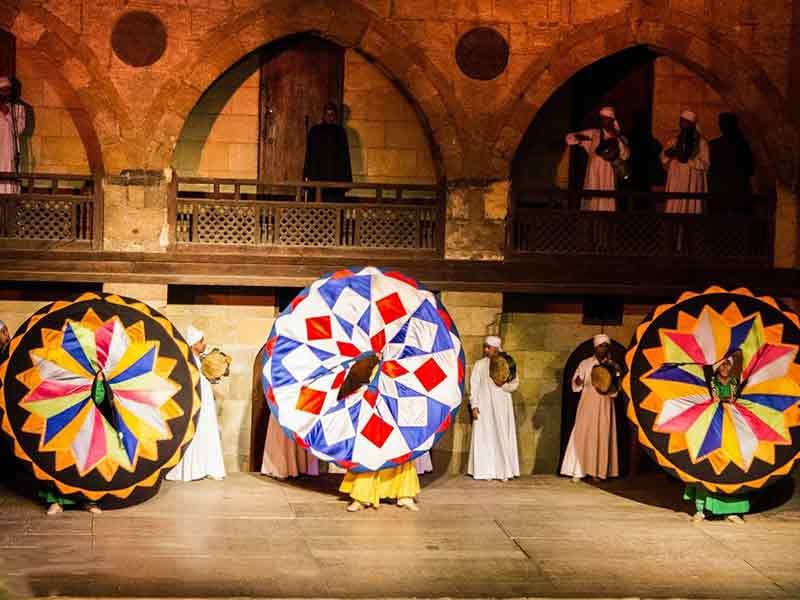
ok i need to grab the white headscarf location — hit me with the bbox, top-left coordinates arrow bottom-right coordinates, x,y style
599,106 -> 621,132
0,77 -> 10,89
0,319 -> 6,330
485,335 -> 502,350
593,334 -> 610,347
186,325 -> 204,346
680,109 -> 698,124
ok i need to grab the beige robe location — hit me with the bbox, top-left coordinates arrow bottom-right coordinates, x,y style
662,133 -> 709,214
566,129 -> 630,212
261,412 -> 318,478
0,103 -> 25,194
560,356 -> 619,479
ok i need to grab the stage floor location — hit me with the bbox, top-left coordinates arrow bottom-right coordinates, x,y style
1,471 -> 799,599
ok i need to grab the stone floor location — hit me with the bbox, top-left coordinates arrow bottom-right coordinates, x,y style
1,470 -> 799,599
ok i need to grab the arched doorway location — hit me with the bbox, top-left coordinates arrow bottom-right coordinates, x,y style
559,337 -> 640,477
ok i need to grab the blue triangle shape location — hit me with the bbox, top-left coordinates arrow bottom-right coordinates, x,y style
336,315 -> 355,339
357,306 -> 371,335
347,275 -> 373,302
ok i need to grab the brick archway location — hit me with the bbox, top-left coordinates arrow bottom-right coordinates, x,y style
9,4 -> 134,174
490,9 -> 798,187
141,0 -> 466,181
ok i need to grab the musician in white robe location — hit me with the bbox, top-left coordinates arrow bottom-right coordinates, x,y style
467,336 -> 520,481
0,77 -> 25,194
662,109 -> 709,214
560,334 -> 619,481
565,106 -> 630,211
167,326 -> 226,481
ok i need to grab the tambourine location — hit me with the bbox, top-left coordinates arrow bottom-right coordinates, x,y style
200,348 -> 232,383
490,352 -> 517,387
590,362 -> 619,395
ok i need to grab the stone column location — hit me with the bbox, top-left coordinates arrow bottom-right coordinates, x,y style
103,171 -> 171,253
444,180 -> 510,260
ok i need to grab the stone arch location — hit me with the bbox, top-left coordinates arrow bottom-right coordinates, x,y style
141,0 -> 467,181
9,3 -> 133,173
490,8 -> 798,187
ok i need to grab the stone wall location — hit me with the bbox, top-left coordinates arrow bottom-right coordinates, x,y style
652,57 -> 730,150
172,49 -> 436,183
15,54 -> 90,174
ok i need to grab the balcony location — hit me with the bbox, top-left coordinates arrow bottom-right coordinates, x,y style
508,188 -> 772,266
0,172 -> 100,250
169,176 -> 444,258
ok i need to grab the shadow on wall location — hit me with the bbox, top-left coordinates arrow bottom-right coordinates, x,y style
249,348 -> 267,472
175,53 -> 261,174
342,103 -> 365,183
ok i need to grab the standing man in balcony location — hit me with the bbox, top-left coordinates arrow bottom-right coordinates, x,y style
467,336 -> 521,481
565,106 -> 630,211
0,77 -> 26,194
709,112 -> 754,214
303,102 -> 352,202
661,110 -> 709,214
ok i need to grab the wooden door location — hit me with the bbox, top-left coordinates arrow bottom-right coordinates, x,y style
0,29 -> 14,79
258,36 -> 344,183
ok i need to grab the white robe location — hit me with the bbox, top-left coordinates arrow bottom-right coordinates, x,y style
566,129 -> 630,211
414,451 -> 433,474
166,355 -> 226,481
467,357 -> 520,480
0,103 -> 25,194
662,133 -> 709,214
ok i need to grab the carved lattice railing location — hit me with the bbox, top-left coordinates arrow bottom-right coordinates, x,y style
509,188 -> 773,263
0,172 -> 100,249
171,177 -> 443,256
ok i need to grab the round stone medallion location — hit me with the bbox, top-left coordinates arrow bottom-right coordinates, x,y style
111,11 -> 168,68
455,27 -> 509,81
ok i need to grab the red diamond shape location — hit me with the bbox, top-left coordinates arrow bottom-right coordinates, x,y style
296,386 -> 326,414
294,433 -> 309,448
381,360 -> 408,378
332,370 -> 346,389
457,359 -> 465,384
338,459 -> 358,469
265,336 -> 277,357
370,330 -> 386,353
266,386 -> 276,405
360,414 -> 393,448
376,292 -> 407,325
364,388 -> 378,407
306,316 -> 332,340
337,341 -> 361,357
415,358 -> 446,391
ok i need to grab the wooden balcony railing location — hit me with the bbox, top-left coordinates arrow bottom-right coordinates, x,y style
0,172 -> 101,250
508,188 -> 773,264
169,176 -> 444,257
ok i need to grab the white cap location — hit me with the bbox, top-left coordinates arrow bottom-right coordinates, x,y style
599,106 -> 616,118
186,325 -> 204,346
0,77 -> 10,89
593,334 -> 610,347
680,109 -> 697,123
485,335 -> 502,349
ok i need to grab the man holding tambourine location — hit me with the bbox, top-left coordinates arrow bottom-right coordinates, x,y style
560,334 -> 621,482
